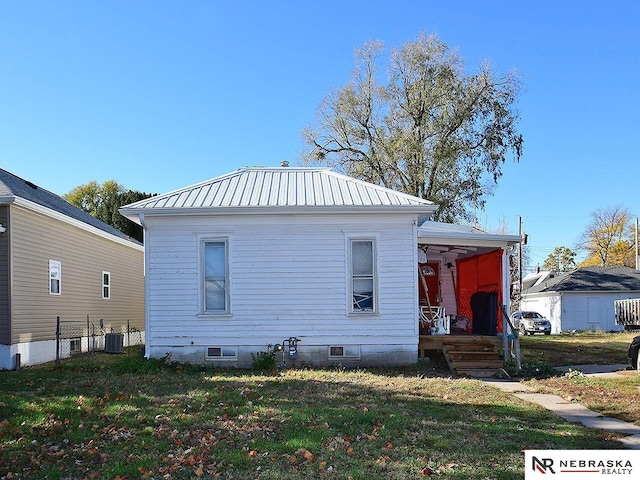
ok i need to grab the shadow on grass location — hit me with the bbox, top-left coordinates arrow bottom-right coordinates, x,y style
0,351 -> 625,480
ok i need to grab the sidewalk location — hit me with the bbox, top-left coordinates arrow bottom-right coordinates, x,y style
483,364 -> 640,449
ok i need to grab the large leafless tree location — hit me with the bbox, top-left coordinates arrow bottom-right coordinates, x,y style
302,33 -> 523,223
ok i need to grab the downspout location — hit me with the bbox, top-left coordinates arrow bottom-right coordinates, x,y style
140,213 -> 150,359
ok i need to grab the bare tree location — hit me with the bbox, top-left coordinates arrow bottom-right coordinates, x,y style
302,33 -> 523,223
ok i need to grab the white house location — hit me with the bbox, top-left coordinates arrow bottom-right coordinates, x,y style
520,266 -> 640,333
120,166 -> 520,368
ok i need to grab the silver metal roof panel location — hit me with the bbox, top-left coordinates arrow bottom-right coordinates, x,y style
121,167 -> 436,216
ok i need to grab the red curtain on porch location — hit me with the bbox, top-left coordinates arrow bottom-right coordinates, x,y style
456,249 -> 503,333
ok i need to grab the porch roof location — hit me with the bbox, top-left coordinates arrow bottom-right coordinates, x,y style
417,220 -> 521,254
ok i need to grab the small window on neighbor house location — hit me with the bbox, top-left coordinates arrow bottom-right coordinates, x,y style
49,260 -> 61,295
203,240 -> 229,313
350,239 -> 376,313
69,337 -> 82,354
206,346 -> 237,359
102,272 -> 111,299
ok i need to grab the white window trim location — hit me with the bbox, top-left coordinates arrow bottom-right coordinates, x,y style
102,271 -> 111,299
346,236 -> 378,315
199,237 -> 231,315
49,259 -> 61,295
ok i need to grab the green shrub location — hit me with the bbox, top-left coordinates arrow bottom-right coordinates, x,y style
251,344 -> 278,372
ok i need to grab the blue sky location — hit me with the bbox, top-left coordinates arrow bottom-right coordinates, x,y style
1,1 -> 638,271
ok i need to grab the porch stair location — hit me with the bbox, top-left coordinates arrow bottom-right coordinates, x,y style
440,336 -> 503,378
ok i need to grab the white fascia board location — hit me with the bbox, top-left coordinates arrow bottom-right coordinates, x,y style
418,233 -> 521,248
120,204 -> 438,223
12,197 -> 143,251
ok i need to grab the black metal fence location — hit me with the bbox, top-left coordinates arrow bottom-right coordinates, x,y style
55,316 -> 143,365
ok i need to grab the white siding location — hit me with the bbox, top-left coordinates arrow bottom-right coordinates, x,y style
560,293 -> 625,332
144,213 -> 419,366
522,292 -> 627,333
520,294 -> 562,333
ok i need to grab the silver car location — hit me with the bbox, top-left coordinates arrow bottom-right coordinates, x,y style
511,311 -> 551,336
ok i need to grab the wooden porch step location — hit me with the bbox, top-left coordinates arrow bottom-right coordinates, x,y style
450,360 -> 504,369
456,368 -> 504,378
441,337 -> 503,378
419,334 -> 505,378
448,357 -> 502,366
446,347 -> 496,358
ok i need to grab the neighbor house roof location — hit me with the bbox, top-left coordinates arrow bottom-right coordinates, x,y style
120,167 -> 437,222
0,168 -> 141,246
523,266 -> 640,294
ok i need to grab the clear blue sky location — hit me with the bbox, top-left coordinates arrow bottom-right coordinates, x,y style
1,1 -> 638,271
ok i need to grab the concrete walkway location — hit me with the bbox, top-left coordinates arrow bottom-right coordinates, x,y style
482,364 -> 640,449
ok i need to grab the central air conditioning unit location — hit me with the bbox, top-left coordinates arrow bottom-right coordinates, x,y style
105,333 -> 124,354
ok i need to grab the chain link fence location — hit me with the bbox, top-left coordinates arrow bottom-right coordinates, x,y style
55,316 -> 143,365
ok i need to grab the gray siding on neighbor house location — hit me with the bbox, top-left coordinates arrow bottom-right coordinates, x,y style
10,206 -> 144,344
0,206 -> 9,344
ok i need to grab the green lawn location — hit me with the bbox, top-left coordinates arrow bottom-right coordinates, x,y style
1,341 -> 632,480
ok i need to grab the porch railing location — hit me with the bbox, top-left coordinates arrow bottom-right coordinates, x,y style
499,304 -> 521,372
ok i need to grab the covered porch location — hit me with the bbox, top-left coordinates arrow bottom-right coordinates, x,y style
416,221 -> 522,377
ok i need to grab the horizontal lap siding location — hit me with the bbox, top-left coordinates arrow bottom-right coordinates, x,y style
145,214 -> 418,347
10,207 -> 144,343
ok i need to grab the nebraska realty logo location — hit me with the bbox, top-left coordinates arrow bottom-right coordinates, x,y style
525,450 -> 638,478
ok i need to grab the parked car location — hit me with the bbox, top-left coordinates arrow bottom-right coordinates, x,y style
627,335 -> 640,370
511,311 -> 551,336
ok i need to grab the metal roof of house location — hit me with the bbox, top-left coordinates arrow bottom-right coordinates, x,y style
523,266 -> 640,294
0,168 -> 140,245
120,167 -> 437,220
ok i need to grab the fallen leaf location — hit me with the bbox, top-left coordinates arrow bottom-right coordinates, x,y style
297,448 -> 313,462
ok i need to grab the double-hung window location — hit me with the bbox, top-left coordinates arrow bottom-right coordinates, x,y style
102,272 -> 111,299
203,240 -> 228,313
350,239 -> 376,313
49,259 -> 61,295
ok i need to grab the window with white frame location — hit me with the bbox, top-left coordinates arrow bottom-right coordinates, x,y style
49,259 -> 61,295
203,240 -> 228,313
102,271 -> 111,299
350,239 -> 376,313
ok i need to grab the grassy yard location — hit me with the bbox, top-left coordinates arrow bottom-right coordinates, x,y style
518,331 -> 640,424
0,332 -> 638,480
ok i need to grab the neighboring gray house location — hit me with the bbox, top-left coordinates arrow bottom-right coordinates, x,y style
520,266 -> 640,333
0,169 -> 145,369
120,166 -> 520,368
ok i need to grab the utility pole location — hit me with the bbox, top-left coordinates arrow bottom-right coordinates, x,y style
636,217 -> 640,270
519,216 -> 523,293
